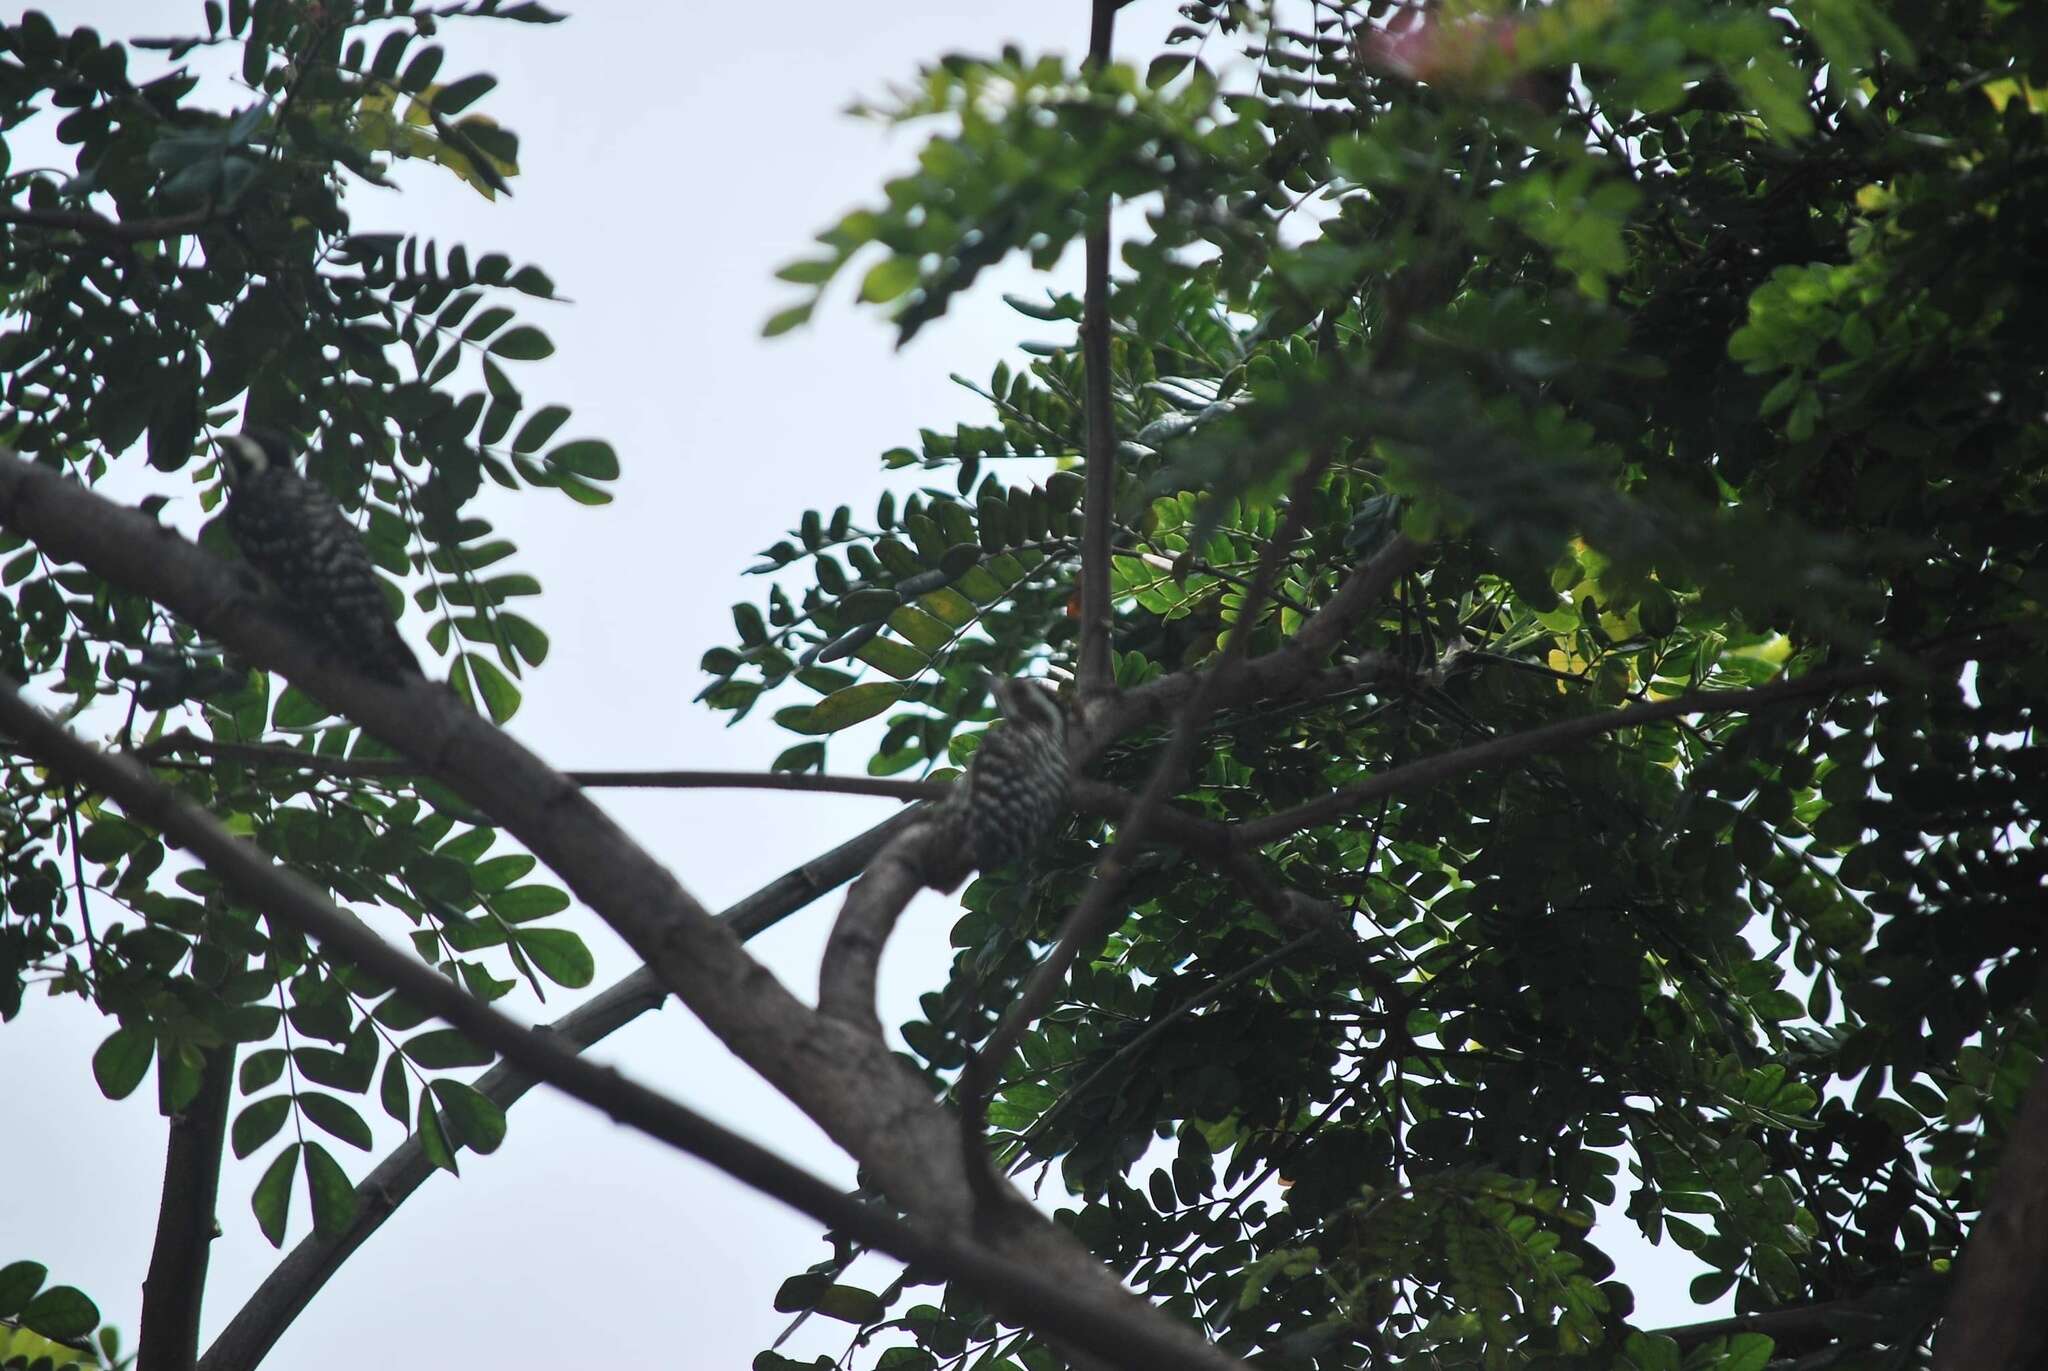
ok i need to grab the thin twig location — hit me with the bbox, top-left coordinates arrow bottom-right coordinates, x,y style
136,731 -> 951,801
0,200 -> 216,242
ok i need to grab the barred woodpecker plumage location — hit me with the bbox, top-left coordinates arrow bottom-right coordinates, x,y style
953,676 -> 1069,871
217,430 -> 421,681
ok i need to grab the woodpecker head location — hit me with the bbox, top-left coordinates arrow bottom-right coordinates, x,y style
989,675 -> 1065,738
217,429 -> 294,486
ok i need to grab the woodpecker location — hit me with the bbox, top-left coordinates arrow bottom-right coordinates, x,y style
952,676 -> 1069,871
216,429 -> 421,681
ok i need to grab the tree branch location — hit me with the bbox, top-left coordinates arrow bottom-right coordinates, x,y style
1934,1055 -> 2048,1369
135,732 -> 949,801
0,683 -> 1244,1371
817,816 -> 961,1032
137,1042 -> 236,1371
0,201 -> 215,243
0,457 -> 1245,1371
1075,0 -> 1121,698
197,804 -> 927,1371
1231,651 -> 1977,846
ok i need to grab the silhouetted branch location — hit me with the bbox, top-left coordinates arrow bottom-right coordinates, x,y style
138,1043 -> 236,1371
1935,1055 -> 2048,1368
1075,0 -> 1121,698
0,200 -> 215,242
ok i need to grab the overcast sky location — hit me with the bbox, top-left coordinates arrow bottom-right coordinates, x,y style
0,4 -> 1709,1366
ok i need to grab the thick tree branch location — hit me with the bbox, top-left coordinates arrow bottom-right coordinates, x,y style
1232,651 -> 1977,846
198,805 -> 926,1371
137,1044 -> 236,1371
1075,0 -> 1121,698
0,683 -> 1243,1371
0,458 -> 1244,1371
817,817 -> 961,1032
1934,1056 -> 2048,1369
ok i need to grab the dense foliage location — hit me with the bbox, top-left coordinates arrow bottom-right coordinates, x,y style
0,1 -> 606,1356
1,1 -> 2043,1370
719,2 -> 2046,1367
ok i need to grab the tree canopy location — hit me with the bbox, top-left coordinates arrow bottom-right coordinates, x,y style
1,2 -> 2044,1371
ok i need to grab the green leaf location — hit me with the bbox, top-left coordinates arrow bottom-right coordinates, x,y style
273,686 -> 333,728
762,302 -> 814,337
252,1143 -> 301,1247
431,1079 -> 508,1154
0,1262 -> 46,1318
487,325 -> 553,361
1721,1333 -> 1775,1371
859,256 -> 920,304
403,1028 -> 495,1069
800,682 -> 907,734
853,635 -> 926,680
231,1096 -> 291,1158
302,1141 -> 360,1235
514,927 -> 594,988
399,45 -> 444,93
493,884 -> 570,921
1147,54 -> 1192,88
1689,1269 -> 1737,1304
512,403 -> 570,454
432,73 -> 497,115
546,439 -> 618,481
92,1026 -> 154,1099
379,1054 -> 411,1125
298,1091 -> 374,1151
20,1286 -> 98,1341
417,1094 -> 458,1175
774,257 -> 838,285
814,1284 -> 886,1324
464,652 -> 521,723
240,1048 -> 287,1094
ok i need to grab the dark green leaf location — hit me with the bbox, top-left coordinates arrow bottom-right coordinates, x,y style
20,1285 -> 98,1341
0,1262 -> 46,1318
302,1141 -> 359,1235
298,1091 -> 374,1151
513,927 -> 593,988
430,1079 -> 507,1154
231,1096 -> 291,1158
403,1028 -> 495,1069
252,1143 -> 301,1247
92,1026 -> 153,1100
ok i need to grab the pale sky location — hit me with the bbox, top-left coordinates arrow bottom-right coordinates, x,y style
0,4 -> 1708,1366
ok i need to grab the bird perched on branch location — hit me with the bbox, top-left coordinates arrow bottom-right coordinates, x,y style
216,429 -> 421,681
950,676 -> 1070,872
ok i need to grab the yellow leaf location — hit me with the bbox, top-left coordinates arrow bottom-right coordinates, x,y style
1983,78 -> 2048,113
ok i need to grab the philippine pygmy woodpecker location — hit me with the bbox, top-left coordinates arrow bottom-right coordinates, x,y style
217,430 -> 421,681
952,676 -> 1069,871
